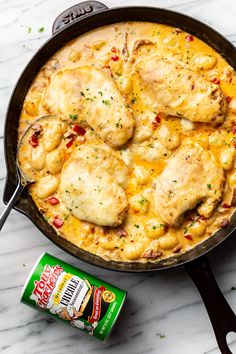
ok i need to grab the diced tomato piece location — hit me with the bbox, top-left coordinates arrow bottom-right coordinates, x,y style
66,138 -> 74,148
154,115 -> 161,124
152,122 -> 158,129
48,196 -> 60,205
29,133 -> 39,147
211,78 -> 220,84
111,55 -> 119,61
222,203 -> 231,209
53,216 -> 64,228
111,46 -> 117,53
226,96 -> 232,104
152,115 -> 161,129
185,35 -> 194,42
232,126 -> 236,135
73,124 -> 86,136
184,234 -> 193,241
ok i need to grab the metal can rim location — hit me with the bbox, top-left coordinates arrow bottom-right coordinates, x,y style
103,291 -> 127,343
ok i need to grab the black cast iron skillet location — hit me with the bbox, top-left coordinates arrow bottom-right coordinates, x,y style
3,2 -> 236,352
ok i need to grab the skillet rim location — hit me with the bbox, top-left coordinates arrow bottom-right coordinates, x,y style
3,5 -> 236,272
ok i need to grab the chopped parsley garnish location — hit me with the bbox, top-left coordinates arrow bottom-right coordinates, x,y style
139,196 -> 148,205
69,114 -> 78,120
134,224 -> 140,228
94,185 -> 101,192
102,99 -> 110,105
207,184 -> 212,189
172,179 -> 177,183
80,91 -> 85,97
116,118 -> 123,128
98,91 -> 103,96
38,27 -> 44,33
27,27 -> 32,34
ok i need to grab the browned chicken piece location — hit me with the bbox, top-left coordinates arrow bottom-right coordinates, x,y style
136,56 -> 227,124
153,144 -> 224,226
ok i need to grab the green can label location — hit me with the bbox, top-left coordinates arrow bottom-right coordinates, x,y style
21,253 -> 126,341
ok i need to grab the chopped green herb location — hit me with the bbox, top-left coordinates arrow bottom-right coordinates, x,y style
116,117 -> 123,128
134,224 -> 140,228
231,286 -> 236,291
207,184 -> 212,189
27,27 -> 32,34
38,27 -> 44,33
102,99 -> 110,105
139,196 -> 148,205
172,180 -> 177,183
80,91 -> 85,97
98,91 -> 103,96
69,114 -> 78,120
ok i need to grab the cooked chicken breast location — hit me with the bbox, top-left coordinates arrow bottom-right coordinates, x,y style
43,66 -> 135,148
136,56 -> 227,124
153,144 -> 224,226
59,145 -> 128,226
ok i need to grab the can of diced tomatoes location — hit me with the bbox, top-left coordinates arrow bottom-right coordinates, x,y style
21,253 -> 126,342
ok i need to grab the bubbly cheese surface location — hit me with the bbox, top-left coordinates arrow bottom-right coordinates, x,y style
18,22 -> 236,262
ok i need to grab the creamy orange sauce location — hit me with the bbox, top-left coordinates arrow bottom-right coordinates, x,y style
18,22 -> 236,262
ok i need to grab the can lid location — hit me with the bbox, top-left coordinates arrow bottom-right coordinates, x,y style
20,252 -> 47,302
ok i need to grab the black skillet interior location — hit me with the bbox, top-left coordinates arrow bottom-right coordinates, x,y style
3,2 -> 236,272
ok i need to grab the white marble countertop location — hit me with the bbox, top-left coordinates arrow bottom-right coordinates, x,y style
0,0 -> 236,353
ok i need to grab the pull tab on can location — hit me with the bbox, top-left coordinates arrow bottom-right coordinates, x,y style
21,253 -> 127,342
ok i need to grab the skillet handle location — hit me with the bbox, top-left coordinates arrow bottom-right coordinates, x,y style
185,256 -> 236,354
52,1 -> 108,35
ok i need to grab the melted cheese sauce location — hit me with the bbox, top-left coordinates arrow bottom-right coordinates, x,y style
18,22 -> 236,262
